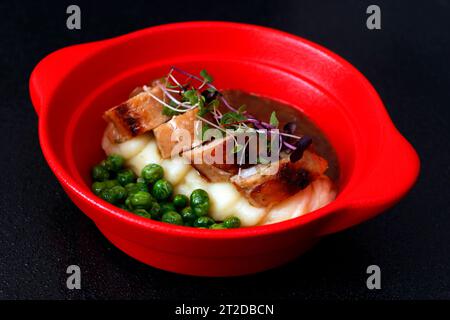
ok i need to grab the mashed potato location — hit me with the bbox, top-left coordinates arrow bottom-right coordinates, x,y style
102,131 -> 335,226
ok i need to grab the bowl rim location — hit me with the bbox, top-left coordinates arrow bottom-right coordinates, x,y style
32,21 -> 419,240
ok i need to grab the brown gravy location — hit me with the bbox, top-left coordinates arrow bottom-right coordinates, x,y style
222,90 -> 339,182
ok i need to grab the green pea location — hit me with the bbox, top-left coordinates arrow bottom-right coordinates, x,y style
147,202 -> 161,220
92,181 -> 106,196
100,189 -> 117,204
223,216 -> 241,229
104,180 -> 120,189
136,181 -> 149,191
193,203 -> 209,217
141,164 -> 164,184
173,194 -> 188,209
125,182 -> 148,195
160,202 -> 176,214
128,191 -> 154,209
117,169 -> 136,186
105,154 -> 125,172
125,183 -> 138,194
190,189 -> 209,203
190,189 -> 210,217
110,185 -> 127,202
133,209 -> 152,219
125,197 -> 133,210
152,179 -> 173,201
180,207 -> 196,226
161,211 -> 183,226
210,223 -> 226,230
193,216 -> 215,228
92,164 -> 110,181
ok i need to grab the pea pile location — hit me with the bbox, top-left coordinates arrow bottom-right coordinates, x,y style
91,154 -> 241,229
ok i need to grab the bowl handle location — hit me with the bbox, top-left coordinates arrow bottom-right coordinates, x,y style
29,41 -> 108,116
318,129 -> 420,236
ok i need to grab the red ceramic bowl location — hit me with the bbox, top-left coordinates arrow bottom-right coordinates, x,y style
29,22 -> 419,276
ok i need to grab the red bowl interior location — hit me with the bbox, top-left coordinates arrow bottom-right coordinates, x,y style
29,22 -> 419,276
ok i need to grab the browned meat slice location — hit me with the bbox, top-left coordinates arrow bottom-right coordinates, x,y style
182,135 -> 238,182
104,122 -> 123,144
230,150 -> 328,207
103,86 -> 170,142
153,109 -> 199,159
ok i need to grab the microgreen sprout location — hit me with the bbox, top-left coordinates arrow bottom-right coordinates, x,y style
143,67 -> 310,162
270,111 -> 279,128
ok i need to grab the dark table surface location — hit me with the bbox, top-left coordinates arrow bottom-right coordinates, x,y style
1,0 -> 449,300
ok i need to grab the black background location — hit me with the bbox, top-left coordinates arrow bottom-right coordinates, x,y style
0,0 -> 449,300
